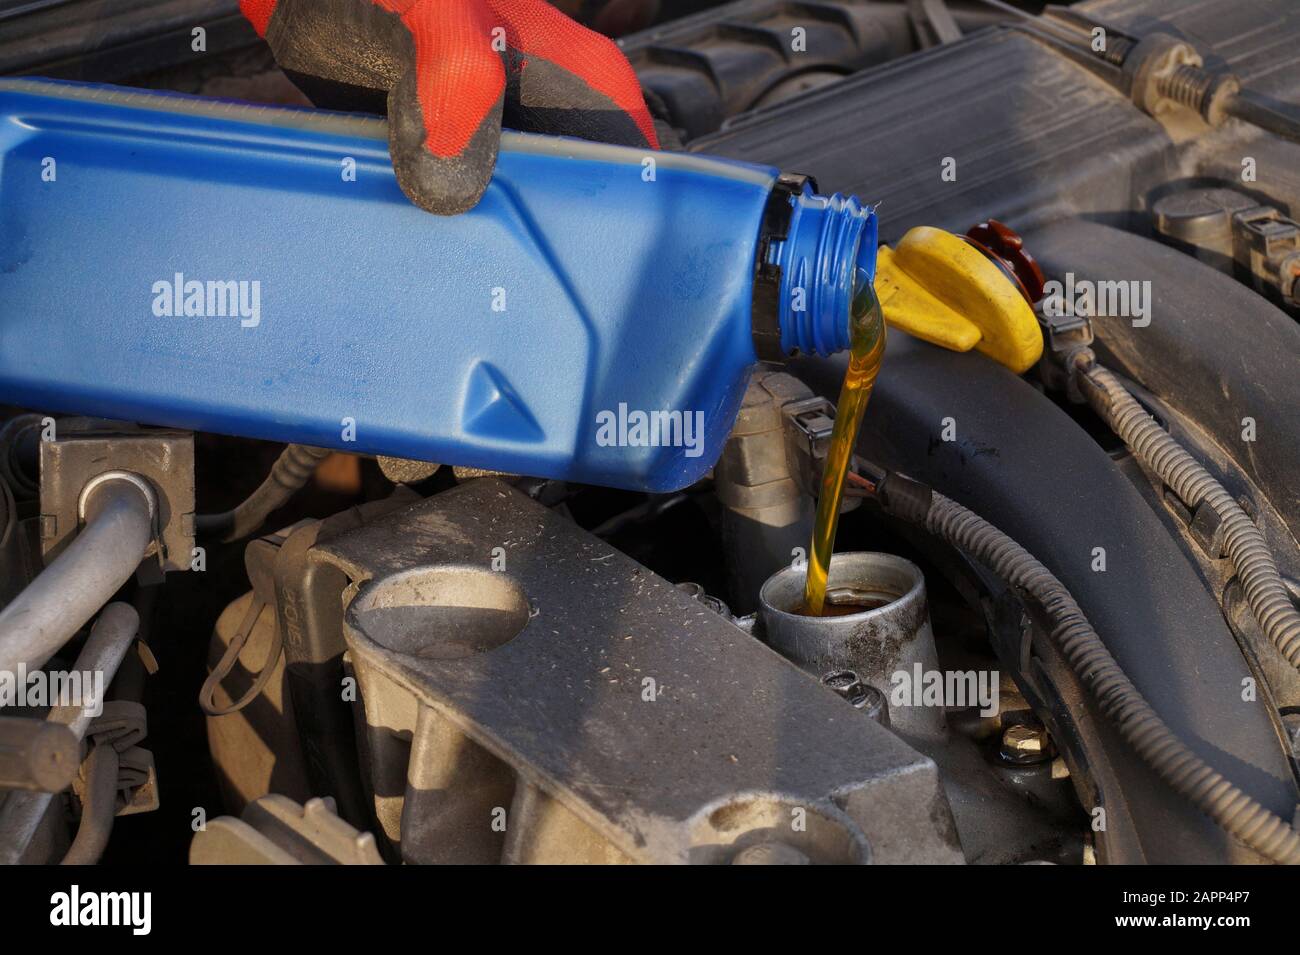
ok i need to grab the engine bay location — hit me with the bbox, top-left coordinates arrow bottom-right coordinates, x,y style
2,0 -> 1300,873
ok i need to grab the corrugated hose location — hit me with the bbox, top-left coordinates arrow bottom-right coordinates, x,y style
869,357 -> 1300,863
1081,364 -> 1300,669
914,484 -> 1300,864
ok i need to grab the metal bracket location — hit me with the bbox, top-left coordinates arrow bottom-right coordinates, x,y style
782,395 -> 836,494
1162,491 -> 1230,560
38,426 -> 195,574
1035,301 -> 1095,403
1232,206 -> 1300,308
780,396 -> 864,512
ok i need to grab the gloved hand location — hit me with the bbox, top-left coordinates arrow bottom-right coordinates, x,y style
240,0 -> 660,215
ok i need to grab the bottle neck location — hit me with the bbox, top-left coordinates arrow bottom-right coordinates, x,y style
752,178 -> 877,359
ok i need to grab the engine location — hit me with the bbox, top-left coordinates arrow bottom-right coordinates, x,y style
2,0 -> 1300,873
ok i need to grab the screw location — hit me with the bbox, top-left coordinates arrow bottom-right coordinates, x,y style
675,581 -> 732,618
823,669 -> 862,697
1000,723 -> 1052,765
821,670 -> 888,725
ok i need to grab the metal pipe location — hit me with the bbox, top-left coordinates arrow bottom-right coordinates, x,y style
0,602 -> 139,864
0,473 -> 153,675
758,552 -> 943,740
1226,89 -> 1300,148
59,744 -> 119,865
0,717 -> 79,792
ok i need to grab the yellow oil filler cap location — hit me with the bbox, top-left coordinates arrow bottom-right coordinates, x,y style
874,221 -> 1044,374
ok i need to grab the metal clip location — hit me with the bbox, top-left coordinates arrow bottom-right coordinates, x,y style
782,396 -> 836,495
1036,301 -> 1095,403
81,702 -> 159,815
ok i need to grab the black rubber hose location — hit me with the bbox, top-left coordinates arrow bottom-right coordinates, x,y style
1082,365 -> 1300,669
195,444 -> 332,543
903,482 -> 1300,864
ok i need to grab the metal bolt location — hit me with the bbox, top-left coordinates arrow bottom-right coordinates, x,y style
675,581 -> 732,619
1000,723 -> 1051,765
821,669 -> 888,725
822,668 -> 862,698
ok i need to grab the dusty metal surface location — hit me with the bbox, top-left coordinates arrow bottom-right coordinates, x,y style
313,479 -> 963,864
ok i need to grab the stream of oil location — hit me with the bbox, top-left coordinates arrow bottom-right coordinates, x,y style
800,270 -> 887,617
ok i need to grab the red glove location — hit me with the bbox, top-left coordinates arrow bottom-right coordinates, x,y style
241,0 -> 659,214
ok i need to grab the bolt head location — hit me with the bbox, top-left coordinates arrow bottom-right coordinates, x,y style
822,669 -> 862,697
1000,723 -> 1051,764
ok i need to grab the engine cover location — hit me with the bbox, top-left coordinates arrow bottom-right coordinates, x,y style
310,479 -> 963,864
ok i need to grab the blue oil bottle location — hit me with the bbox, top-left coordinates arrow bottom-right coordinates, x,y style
0,78 -> 876,492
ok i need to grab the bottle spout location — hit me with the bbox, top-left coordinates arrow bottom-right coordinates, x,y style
751,175 -> 878,360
